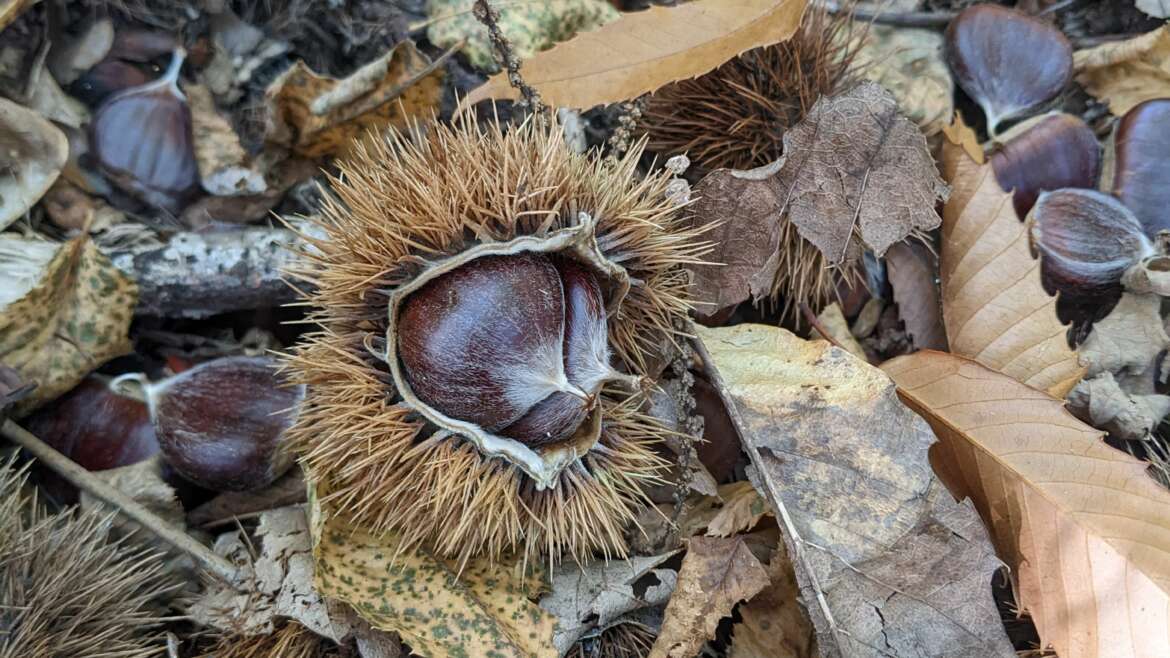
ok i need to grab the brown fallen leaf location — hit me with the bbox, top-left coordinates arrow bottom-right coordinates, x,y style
649,536 -> 770,658
1074,27 -> 1170,116
941,111 -> 984,165
41,178 -> 125,233
884,351 -> 1170,658
855,25 -> 953,137
938,130 -> 1084,397
696,324 -> 1014,658
462,0 -> 810,110
706,481 -> 773,538
0,97 -> 69,231
1069,371 -> 1170,442
728,543 -> 815,658
885,241 -> 948,351
265,41 -> 444,159
187,84 -> 265,196
812,303 -> 867,359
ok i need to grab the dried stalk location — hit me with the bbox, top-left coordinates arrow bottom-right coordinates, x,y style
471,0 -> 546,118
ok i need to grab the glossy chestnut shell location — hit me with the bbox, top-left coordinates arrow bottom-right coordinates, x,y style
1113,99 -> 1170,239
991,113 -> 1101,218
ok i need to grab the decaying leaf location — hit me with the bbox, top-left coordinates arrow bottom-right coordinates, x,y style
777,81 -> 947,266
696,324 -> 1014,658
187,84 -> 265,197
649,536 -> 770,658
0,234 -> 136,414
812,303 -> 868,359
885,241 -> 947,351
426,0 -> 618,72
41,179 -> 125,233
313,510 -> 557,658
1068,371 -> 1170,442
0,97 -> 69,230
541,553 -> 678,654
941,111 -> 984,165
728,543 -> 815,658
1079,292 -> 1169,380
938,131 -> 1084,397
855,25 -> 953,137
265,41 -> 444,159
1074,27 -> 1170,116
884,351 -> 1170,658
462,0 -> 810,110
706,481 -> 773,538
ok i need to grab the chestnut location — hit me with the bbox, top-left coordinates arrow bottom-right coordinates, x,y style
115,356 -> 303,492
1112,98 -> 1170,239
396,252 -> 616,447
990,113 -> 1101,218
945,4 -> 1072,136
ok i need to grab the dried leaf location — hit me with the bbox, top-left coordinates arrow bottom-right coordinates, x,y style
0,97 -> 68,230
426,0 -> 618,72
462,0 -> 810,110
938,135 -> 1084,396
1074,27 -> 1170,116
1069,371 -> 1170,441
187,84 -> 265,196
775,81 -> 947,266
1079,292 -> 1169,379
812,303 -> 867,359
941,111 -> 984,165
42,179 -> 125,233
885,241 -> 947,351
187,469 -> 307,528
697,324 -> 1014,658
265,41 -> 444,159
0,0 -> 36,33
649,536 -> 770,658
855,25 -> 953,137
1137,0 -> 1170,18
540,553 -> 678,654
727,543 -> 815,658
884,351 -> 1170,658
706,482 -> 773,538
0,235 -> 136,414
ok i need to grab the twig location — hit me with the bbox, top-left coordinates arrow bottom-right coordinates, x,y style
472,0 -> 546,118
1,419 -> 243,586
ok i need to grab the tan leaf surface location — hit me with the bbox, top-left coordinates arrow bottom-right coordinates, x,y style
728,543 -> 815,658
0,97 -> 68,230
855,25 -> 953,137
649,536 -> 770,658
776,81 -> 947,266
941,111 -> 984,165
461,0 -> 810,110
1137,0 -> 1170,18
1074,27 -> 1170,116
938,138 -> 1084,396
706,481 -> 773,538
886,241 -> 947,351
265,41 -> 444,159
883,351 -> 1170,658
0,235 -> 136,414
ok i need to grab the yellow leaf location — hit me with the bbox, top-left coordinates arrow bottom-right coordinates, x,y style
1074,26 -> 1170,116
938,142 -> 1083,396
461,0 -> 810,110
884,351 -> 1170,658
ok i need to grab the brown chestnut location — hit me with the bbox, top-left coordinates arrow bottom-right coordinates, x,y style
991,113 -> 1101,218
945,5 -> 1072,136
117,356 -> 303,492
1112,98 -> 1170,239
397,252 -> 615,447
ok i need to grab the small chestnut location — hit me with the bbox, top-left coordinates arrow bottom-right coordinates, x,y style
397,252 -> 618,447
1112,98 -> 1170,239
945,5 -> 1072,136
990,113 -> 1101,218
115,356 -> 303,492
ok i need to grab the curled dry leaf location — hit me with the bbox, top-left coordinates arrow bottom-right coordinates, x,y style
705,481 -> 773,538
727,543 -> 815,658
462,0 -> 810,110
884,351 -> 1170,658
265,41 -> 444,160
938,127 -> 1084,397
648,536 -> 770,658
696,324 -> 1014,658
1069,371 -> 1170,442
0,234 -> 137,414
885,241 -> 948,351
1074,26 -> 1170,116
187,84 -> 265,196
0,97 -> 69,230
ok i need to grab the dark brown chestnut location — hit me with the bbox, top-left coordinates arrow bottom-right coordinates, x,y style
397,252 -> 614,447
122,356 -> 303,492
90,48 -> 199,212
991,113 -> 1101,218
1112,98 -> 1170,239
945,5 -> 1072,136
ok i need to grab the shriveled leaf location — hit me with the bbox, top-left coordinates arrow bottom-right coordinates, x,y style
649,536 -> 769,658
1075,27 -> 1170,116
728,543 -> 815,658
706,481 -> 772,538
188,84 -> 265,196
0,97 -> 68,230
855,25 -> 953,137
775,81 -> 947,266
884,351 -> 1170,658
886,241 -> 947,351
1069,371 -> 1170,442
313,514 -> 556,658
541,553 -> 678,654
265,41 -> 444,159
697,324 -> 1014,658
0,235 -> 136,414
426,0 -> 618,72
938,133 -> 1083,396
941,111 -> 984,165
1080,292 -> 1168,379
462,0 -> 810,109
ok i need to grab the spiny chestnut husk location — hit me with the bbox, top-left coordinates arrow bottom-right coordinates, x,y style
284,118 -> 708,564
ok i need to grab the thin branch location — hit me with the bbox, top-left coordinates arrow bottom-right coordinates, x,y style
472,0 -> 546,117
1,419 -> 243,586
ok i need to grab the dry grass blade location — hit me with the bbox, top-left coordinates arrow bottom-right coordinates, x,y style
884,351 -> 1170,658
461,0 -> 811,110
938,140 -> 1083,396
